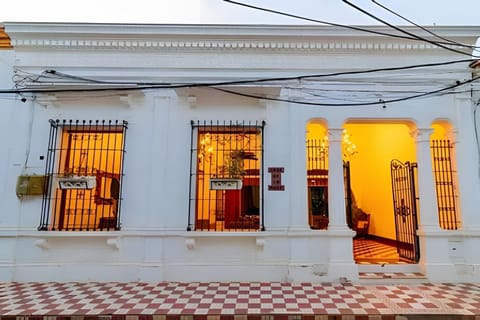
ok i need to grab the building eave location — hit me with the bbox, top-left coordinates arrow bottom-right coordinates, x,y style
3,22 -> 480,51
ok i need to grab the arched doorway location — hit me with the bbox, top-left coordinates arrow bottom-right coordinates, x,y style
344,121 -> 419,264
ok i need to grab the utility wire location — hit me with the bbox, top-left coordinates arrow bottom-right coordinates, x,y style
213,76 -> 480,107
223,0 -> 478,49
43,70 -> 106,84
342,0 -> 479,58
4,59 -> 472,94
473,99 -> 480,175
371,0 -> 479,50
223,0 -> 421,42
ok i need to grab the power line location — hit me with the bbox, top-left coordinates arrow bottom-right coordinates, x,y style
223,0 -> 421,41
222,0 -> 478,50
4,59 -> 472,95
371,0 -> 479,50
43,70 -> 106,84
341,0 -> 478,58
213,76 -> 480,107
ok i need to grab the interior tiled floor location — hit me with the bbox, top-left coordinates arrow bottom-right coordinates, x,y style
0,282 -> 479,318
353,238 -> 405,264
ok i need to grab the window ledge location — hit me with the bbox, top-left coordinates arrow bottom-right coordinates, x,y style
32,232 -> 120,250
183,231 -> 261,237
34,231 -> 120,237
0,228 -> 344,238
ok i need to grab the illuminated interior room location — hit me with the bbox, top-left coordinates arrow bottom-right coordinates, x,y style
42,120 -> 126,231
193,124 -> 263,231
306,121 -> 421,264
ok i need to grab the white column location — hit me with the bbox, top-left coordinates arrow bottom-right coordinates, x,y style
327,128 -> 348,229
412,128 -> 441,231
326,127 -> 356,281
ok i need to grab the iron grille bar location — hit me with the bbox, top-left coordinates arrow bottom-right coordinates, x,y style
409,162 -> 420,262
431,139 -> 460,230
390,159 -> 420,263
116,120 -> 128,230
343,161 -> 353,228
39,120 -> 59,230
260,120 -> 265,231
306,139 -> 329,230
189,120 -> 264,232
39,119 -> 127,231
187,121 -> 196,231
306,139 -> 327,173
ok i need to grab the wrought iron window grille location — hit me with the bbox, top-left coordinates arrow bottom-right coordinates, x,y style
431,139 -> 461,230
188,120 -> 265,232
39,119 -> 128,231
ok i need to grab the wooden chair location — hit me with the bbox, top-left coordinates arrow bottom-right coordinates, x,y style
354,214 -> 370,238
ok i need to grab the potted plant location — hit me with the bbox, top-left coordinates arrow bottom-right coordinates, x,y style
210,150 -> 247,190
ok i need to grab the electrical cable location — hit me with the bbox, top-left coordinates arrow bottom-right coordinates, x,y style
2,59 -> 472,94
371,0 -> 480,50
212,75 -> 480,107
43,70 -> 106,84
223,0 -> 423,42
473,99 -> 480,176
341,0 -> 479,58
222,0 -> 478,49
291,87 -> 480,105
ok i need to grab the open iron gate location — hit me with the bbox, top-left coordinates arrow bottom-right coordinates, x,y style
390,159 -> 420,263
344,161 -> 353,228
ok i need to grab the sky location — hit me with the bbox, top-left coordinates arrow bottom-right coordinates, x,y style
0,0 -> 479,26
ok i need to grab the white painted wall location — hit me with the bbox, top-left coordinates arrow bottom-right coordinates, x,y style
0,23 -> 480,283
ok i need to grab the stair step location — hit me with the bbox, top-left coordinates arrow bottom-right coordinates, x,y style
360,272 -> 426,280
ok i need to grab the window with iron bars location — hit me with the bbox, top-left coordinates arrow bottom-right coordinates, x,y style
305,139 -> 352,231
39,119 -> 127,231
306,139 -> 329,230
431,139 -> 461,230
188,120 -> 265,231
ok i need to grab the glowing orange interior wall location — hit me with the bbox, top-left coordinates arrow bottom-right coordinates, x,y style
345,123 -> 416,240
306,121 -> 416,239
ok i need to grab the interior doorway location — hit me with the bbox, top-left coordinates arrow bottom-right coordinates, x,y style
344,121 -> 419,264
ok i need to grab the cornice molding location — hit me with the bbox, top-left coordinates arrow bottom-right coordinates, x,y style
5,22 -> 480,36
5,23 -> 479,53
8,38 -> 458,52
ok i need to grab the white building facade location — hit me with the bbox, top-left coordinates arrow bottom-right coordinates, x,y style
1,23 -> 480,283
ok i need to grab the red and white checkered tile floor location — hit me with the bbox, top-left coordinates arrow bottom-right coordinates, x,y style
0,282 -> 479,319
